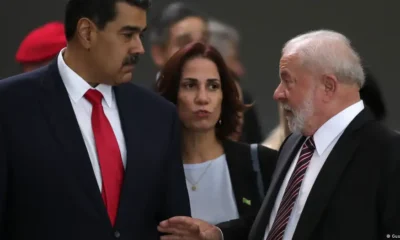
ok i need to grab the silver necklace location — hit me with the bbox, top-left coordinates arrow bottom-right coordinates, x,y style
185,160 -> 213,191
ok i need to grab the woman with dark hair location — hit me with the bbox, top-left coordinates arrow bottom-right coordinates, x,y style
156,42 -> 277,239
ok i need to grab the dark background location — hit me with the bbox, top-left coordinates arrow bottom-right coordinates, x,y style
1,1 -> 399,138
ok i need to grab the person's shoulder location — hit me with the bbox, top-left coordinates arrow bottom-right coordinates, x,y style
222,139 -> 249,153
0,67 -> 45,89
361,120 -> 399,142
223,139 -> 277,159
360,121 -> 400,176
258,144 -> 278,158
0,66 -> 46,98
357,120 -> 400,160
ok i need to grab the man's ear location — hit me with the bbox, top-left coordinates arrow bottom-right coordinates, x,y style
76,18 -> 97,50
321,74 -> 338,102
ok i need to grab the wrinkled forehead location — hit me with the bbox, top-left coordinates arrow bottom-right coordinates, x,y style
279,54 -> 300,74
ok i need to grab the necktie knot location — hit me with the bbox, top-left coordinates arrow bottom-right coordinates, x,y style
85,89 -> 103,105
305,136 -> 315,151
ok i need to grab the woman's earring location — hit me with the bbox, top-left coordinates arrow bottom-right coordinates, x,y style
218,119 -> 222,125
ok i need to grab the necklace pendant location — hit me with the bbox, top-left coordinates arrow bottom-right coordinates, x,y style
191,185 -> 197,191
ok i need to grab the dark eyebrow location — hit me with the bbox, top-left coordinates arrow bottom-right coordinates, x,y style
207,79 -> 220,83
182,78 -> 198,82
119,25 -> 147,33
182,78 -> 220,83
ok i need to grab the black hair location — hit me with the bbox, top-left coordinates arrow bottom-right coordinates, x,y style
65,0 -> 151,41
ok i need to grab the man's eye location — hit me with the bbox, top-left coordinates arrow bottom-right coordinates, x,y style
123,33 -> 133,38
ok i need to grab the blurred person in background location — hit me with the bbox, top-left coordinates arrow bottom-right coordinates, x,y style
262,103 -> 290,150
150,1 -> 208,80
360,66 -> 387,121
208,18 -> 263,144
156,42 -> 277,240
15,22 -> 67,72
208,19 -> 244,78
228,73 -> 245,141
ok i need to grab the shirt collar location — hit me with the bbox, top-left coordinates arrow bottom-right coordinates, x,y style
57,48 -> 113,108
313,100 -> 364,155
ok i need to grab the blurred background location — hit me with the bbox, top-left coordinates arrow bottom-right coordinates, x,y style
1,0 -> 399,138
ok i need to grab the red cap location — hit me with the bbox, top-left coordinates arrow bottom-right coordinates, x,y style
16,22 -> 67,64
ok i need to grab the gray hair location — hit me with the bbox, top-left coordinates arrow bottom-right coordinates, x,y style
208,19 -> 240,59
282,29 -> 365,87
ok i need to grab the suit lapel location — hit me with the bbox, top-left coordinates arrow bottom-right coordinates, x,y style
223,140 -> 260,214
292,109 -> 374,239
38,60 -> 107,218
249,133 -> 305,240
113,84 -> 147,225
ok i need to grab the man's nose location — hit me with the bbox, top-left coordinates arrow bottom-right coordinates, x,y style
130,36 -> 145,55
273,83 -> 285,101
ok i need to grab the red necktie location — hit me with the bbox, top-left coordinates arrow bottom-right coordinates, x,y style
84,89 -> 124,226
266,137 -> 315,240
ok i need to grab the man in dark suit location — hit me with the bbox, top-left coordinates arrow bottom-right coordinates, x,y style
249,30 -> 400,240
0,0 -> 190,239
154,30 -> 400,240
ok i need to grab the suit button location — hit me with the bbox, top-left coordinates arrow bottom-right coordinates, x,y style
114,231 -> 120,238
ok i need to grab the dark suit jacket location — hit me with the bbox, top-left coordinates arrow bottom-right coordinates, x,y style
217,140 -> 277,240
249,109 -> 400,240
0,61 -> 190,240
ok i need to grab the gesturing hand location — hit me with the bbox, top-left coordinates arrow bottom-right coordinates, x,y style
158,216 -> 223,240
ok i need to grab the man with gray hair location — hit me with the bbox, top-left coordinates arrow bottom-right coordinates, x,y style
208,19 -> 263,144
248,29 -> 400,240
156,29 -> 400,240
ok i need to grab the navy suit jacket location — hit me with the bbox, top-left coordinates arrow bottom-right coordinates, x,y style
0,60 -> 190,240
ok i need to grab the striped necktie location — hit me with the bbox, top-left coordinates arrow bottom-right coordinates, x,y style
266,136 -> 315,240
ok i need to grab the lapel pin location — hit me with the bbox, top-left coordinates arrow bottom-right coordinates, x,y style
242,197 -> 251,206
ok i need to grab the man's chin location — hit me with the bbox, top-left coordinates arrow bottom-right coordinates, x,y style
287,120 -> 300,133
112,72 -> 133,85
122,72 -> 133,82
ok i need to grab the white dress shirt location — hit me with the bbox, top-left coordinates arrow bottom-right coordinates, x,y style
264,100 -> 364,240
57,49 -> 127,191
